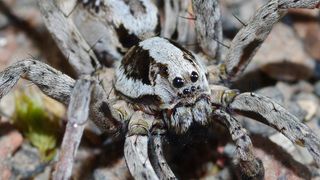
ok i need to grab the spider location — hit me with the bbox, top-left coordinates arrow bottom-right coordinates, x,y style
0,0 -> 320,179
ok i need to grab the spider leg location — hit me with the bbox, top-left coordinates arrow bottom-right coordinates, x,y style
37,0 -> 101,75
125,135 -> 159,180
220,0 -> 319,81
192,0 -> 223,61
213,109 -> 264,179
0,59 -> 74,105
149,134 -> 177,180
228,92 -> 320,166
124,111 -> 168,180
162,0 -> 193,44
0,60 -> 128,178
53,78 -> 93,180
0,59 -> 95,179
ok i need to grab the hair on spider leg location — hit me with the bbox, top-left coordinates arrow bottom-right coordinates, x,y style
27,53 -> 38,60
86,36 -> 104,70
182,38 -> 229,50
178,15 -> 197,20
106,82 -> 115,99
231,12 -> 247,27
214,38 -> 230,49
65,1 -> 80,17
183,42 -> 199,47
179,10 -> 197,20
87,36 -> 104,54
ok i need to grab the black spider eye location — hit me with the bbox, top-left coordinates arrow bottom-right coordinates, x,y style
173,77 -> 184,88
190,71 -> 199,82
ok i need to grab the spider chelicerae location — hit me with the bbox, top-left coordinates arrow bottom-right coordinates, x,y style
0,0 -> 320,179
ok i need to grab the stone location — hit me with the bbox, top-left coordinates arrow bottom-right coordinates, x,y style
254,145 -> 312,180
247,23 -> 315,81
220,0 -> 265,37
290,9 -> 320,60
293,93 -> 319,121
294,21 -> 320,61
11,143 -> 46,179
0,125 -> 23,180
93,159 -> 130,180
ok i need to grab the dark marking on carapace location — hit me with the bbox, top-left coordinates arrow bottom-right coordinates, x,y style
166,39 -> 196,66
121,45 -> 154,85
116,24 -> 141,48
150,62 -> 168,84
156,63 -> 169,79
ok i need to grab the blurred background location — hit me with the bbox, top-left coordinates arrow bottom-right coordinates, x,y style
0,0 -> 319,179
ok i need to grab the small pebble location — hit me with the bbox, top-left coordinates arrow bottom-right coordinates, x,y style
11,143 -> 46,179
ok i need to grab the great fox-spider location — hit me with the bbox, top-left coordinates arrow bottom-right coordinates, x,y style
0,0 -> 320,179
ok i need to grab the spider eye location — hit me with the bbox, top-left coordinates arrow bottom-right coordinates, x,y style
173,77 -> 184,88
190,71 -> 199,82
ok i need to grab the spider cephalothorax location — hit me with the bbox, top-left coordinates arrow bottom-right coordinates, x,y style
115,37 -> 212,133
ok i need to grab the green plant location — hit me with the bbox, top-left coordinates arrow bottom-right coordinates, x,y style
13,89 -> 61,162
